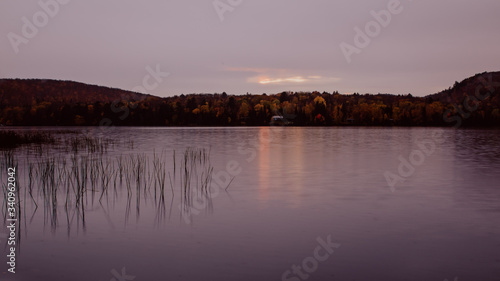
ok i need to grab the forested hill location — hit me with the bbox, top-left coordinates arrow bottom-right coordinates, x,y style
0,72 -> 499,127
428,71 -> 500,105
0,79 -> 150,105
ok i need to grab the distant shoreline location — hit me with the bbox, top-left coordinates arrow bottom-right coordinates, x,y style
1,71 -> 499,127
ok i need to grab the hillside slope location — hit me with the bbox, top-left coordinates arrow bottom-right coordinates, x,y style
0,79 -> 152,106
428,71 -> 500,105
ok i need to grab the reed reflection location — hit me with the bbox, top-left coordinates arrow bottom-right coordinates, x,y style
0,130 -> 225,258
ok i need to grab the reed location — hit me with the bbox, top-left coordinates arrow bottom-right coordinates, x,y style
1,131 -> 221,231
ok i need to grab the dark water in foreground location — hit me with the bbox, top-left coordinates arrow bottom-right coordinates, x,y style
1,127 -> 499,281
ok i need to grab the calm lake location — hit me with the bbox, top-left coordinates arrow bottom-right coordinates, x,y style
1,127 -> 500,281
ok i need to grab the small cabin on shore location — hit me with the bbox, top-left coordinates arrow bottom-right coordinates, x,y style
270,116 -> 292,126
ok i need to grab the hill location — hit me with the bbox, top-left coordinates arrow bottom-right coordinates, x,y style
0,72 -> 499,127
428,71 -> 500,104
0,79 -> 151,106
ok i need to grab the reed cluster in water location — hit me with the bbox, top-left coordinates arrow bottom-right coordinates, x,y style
0,130 -> 216,238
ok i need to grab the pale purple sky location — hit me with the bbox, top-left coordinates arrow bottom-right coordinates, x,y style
1,0 -> 499,97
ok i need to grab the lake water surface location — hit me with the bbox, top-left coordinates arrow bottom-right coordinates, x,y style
1,127 -> 500,281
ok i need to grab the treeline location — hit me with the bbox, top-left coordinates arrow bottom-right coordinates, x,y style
0,72 -> 499,127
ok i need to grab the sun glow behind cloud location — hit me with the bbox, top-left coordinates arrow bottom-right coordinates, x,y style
225,67 -> 340,87
259,76 -> 307,84
256,75 -> 340,86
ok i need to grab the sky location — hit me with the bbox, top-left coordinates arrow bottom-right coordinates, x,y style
1,0 -> 499,97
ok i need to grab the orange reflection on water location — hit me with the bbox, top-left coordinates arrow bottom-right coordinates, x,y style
258,127 -> 271,202
257,127 -> 305,207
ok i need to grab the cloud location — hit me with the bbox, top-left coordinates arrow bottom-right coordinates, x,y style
256,76 -> 339,85
225,66 -> 340,86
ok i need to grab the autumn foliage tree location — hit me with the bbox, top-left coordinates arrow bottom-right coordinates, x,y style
1,72 -> 499,127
